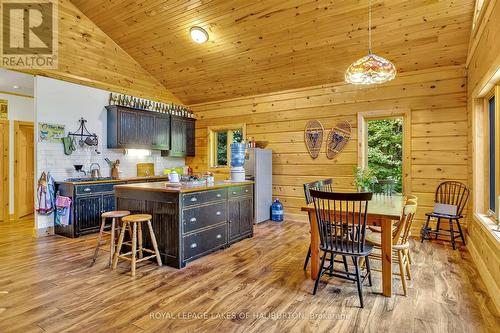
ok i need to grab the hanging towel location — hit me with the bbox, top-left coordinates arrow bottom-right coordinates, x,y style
36,172 -> 56,215
55,195 -> 72,226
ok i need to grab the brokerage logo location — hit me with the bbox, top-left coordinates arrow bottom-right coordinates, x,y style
0,0 -> 58,69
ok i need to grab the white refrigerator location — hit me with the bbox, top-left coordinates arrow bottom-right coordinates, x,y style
244,148 -> 273,223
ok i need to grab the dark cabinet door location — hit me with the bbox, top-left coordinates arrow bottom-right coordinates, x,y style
154,115 -> 170,149
101,194 -> 116,213
186,119 -> 196,157
137,113 -> 155,146
170,116 -> 187,156
228,199 -> 240,241
117,110 -> 138,145
75,195 -> 102,233
238,197 -> 253,235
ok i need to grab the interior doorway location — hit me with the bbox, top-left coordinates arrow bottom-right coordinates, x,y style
0,120 -> 9,222
367,118 -> 403,193
14,121 -> 35,219
358,110 -> 412,194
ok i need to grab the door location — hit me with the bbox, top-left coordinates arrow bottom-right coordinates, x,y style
186,119 -> 196,156
170,116 -> 186,156
75,196 -> 102,233
154,115 -> 170,149
137,113 -> 155,146
101,194 -> 116,213
228,199 -> 240,241
118,109 -> 138,145
0,120 -> 8,222
238,197 -> 253,235
15,122 -> 35,218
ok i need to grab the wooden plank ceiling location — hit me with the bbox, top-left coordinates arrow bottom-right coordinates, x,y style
70,0 -> 474,104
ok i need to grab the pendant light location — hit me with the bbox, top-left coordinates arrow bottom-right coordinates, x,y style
345,0 -> 396,85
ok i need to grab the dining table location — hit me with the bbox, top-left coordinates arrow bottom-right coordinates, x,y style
301,194 -> 405,297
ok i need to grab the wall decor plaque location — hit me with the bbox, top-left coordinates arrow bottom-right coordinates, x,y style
0,99 -> 7,120
326,121 -> 351,159
304,120 -> 324,159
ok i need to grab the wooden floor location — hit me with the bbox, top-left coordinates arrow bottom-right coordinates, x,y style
0,219 -> 498,333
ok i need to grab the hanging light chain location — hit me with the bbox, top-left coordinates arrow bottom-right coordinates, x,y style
368,0 -> 372,54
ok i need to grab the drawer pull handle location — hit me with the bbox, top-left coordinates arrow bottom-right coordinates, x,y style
190,217 -> 197,222
216,234 -> 222,239
190,197 -> 197,202
216,211 -> 221,216
190,243 -> 197,248
216,194 -> 222,198
83,188 -> 91,192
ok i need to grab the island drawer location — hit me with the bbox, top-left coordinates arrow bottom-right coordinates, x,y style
228,185 -> 253,198
182,189 -> 227,207
183,202 -> 227,234
75,183 -> 118,195
183,224 -> 227,261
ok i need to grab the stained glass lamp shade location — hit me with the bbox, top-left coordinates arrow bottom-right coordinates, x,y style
345,53 -> 396,85
345,0 -> 396,85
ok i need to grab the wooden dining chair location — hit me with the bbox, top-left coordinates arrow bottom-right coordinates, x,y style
309,190 -> 373,308
420,181 -> 469,250
303,179 -> 338,270
365,202 -> 417,296
372,179 -> 395,196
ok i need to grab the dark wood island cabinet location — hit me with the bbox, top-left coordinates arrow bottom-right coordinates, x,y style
114,181 -> 254,268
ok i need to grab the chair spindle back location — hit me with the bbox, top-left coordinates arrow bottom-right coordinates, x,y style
310,190 -> 373,255
303,178 -> 334,204
434,181 -> 470,216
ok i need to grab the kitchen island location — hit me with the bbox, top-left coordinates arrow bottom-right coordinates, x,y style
114,181 -> 254,268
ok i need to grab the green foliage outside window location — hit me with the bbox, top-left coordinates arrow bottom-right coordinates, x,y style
367,119 -> 403,193
215,128 -> 243,166
216,131 -> 228,166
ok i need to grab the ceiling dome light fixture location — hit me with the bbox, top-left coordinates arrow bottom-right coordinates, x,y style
190,26 -> 209,44
345,0 -> 396,85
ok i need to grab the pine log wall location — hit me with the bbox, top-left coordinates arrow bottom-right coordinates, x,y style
187,65 -> 468,232
466,0 -> 500,315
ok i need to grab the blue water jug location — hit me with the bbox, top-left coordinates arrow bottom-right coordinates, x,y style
230,143 -> 246,167
271,198 -> 284,222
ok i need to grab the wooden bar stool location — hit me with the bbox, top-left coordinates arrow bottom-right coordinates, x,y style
112,214 -> 162,276
91,210 -> 130,267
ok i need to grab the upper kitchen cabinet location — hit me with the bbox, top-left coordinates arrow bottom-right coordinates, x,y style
107,105 -> 171,150
163,116 -> 196,157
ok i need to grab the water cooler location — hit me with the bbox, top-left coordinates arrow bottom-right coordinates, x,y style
230,143 -> 246,182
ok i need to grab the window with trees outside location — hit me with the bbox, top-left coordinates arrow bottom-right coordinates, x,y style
208,125 -> 245,168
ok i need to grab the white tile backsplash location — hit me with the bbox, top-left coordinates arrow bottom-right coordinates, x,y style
37,140 -> 183,181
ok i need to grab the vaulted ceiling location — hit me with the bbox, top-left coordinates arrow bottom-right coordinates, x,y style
71,0 -> 474,104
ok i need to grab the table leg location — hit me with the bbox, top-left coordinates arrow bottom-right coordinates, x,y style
309,211 -> 320,280
381,218 -> 393,297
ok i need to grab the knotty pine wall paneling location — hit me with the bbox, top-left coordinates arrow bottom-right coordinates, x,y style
465,0 -> 500,315
187,65 -> 469,233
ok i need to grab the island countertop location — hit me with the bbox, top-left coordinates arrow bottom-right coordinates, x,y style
114,180 -> 254,193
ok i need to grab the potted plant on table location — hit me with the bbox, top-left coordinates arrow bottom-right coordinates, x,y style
353,166 -> 377,192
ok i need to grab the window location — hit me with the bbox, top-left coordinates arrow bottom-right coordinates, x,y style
208,125 -> 245,168
488,95 -> 496,213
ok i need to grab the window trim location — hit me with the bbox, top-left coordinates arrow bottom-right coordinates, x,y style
357,109 -> 412,195
207,124 -> 246,170
482,86 -> 500,220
